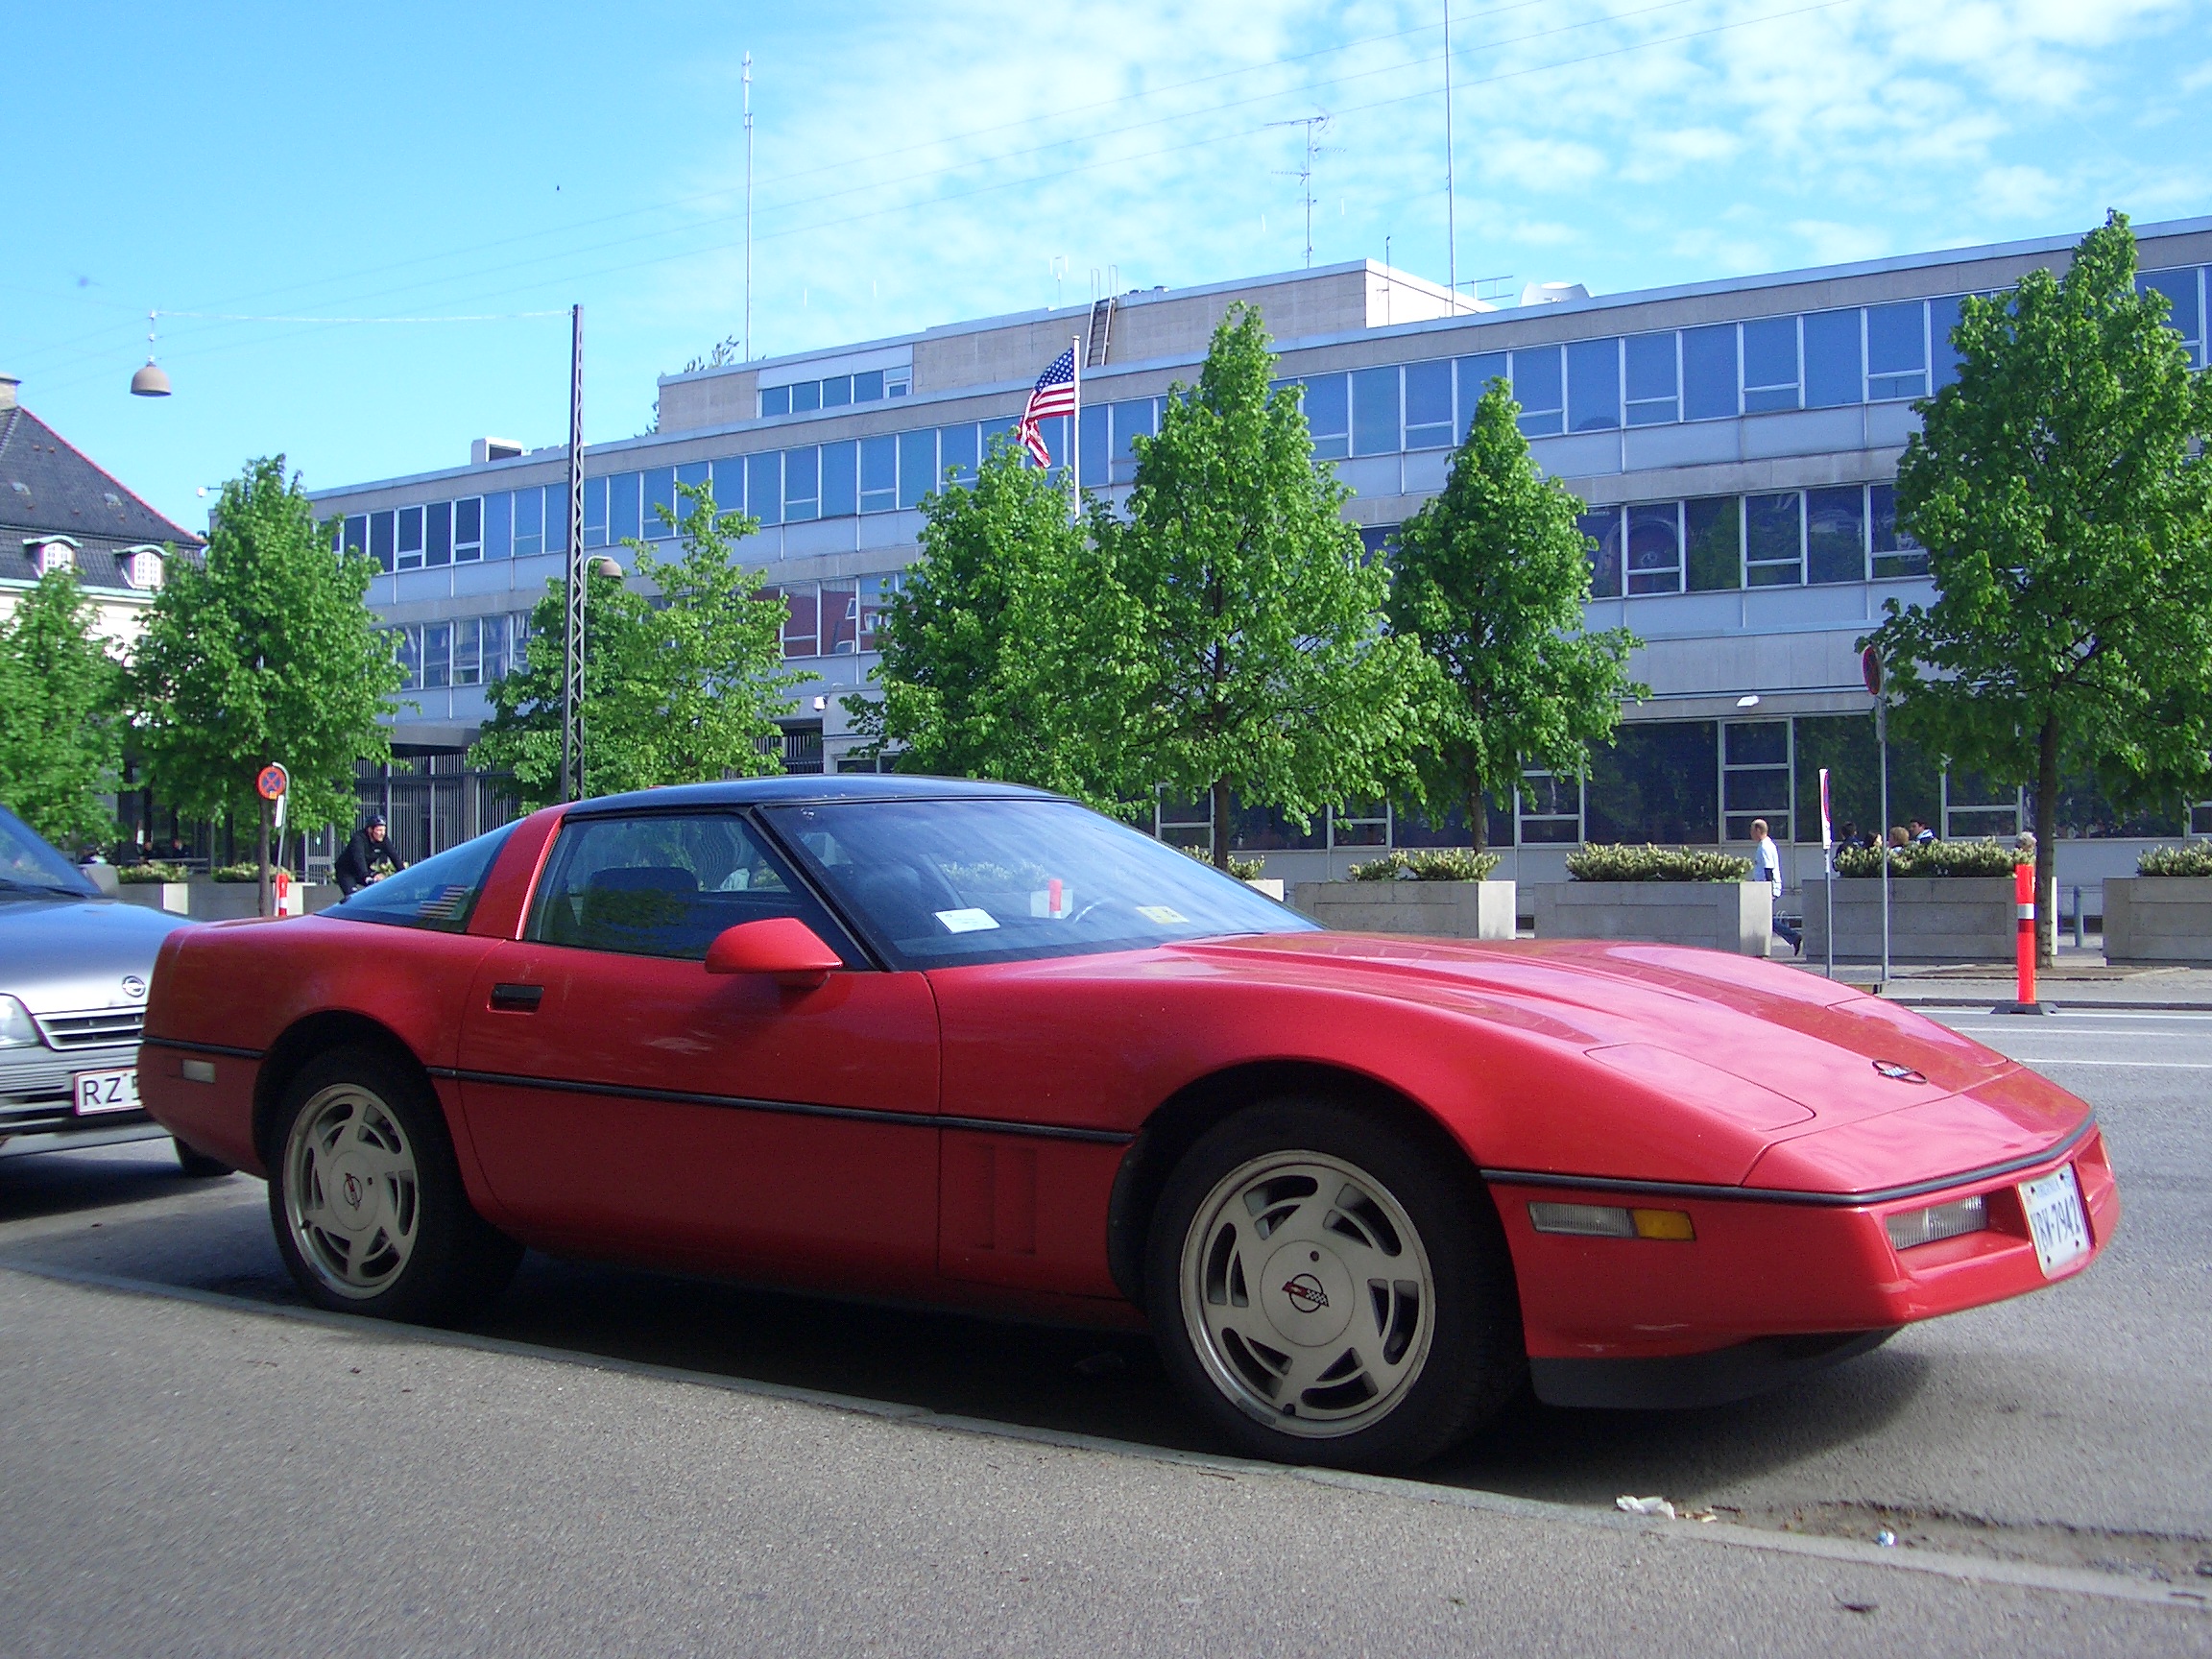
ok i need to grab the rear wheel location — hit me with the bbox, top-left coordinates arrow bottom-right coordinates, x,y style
268,1046 -> 520,1323
1145,1096 -> 1522,1471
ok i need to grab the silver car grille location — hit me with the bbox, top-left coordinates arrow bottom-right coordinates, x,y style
34,1008 -> 146,1050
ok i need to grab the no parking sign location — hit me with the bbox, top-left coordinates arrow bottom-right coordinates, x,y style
257,763 -> 290,830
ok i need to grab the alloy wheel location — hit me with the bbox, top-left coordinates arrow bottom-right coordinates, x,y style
1178,1150 -> 1436,1438
281,1082 -> 421,1300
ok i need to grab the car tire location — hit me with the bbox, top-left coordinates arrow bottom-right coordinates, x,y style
172,1138 -> 234,1179
1144,1095 -> 1523,1471
267,1046 -> 521,1323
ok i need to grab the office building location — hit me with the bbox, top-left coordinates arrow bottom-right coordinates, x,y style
309,216 -> 2212,891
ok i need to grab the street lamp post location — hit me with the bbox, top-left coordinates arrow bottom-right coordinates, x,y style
562,304 -> 587,802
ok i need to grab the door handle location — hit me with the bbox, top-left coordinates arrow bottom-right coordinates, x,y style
490,982 -> 544,1013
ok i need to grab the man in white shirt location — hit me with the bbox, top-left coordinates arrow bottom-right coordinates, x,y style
1749,818 -> 1800,954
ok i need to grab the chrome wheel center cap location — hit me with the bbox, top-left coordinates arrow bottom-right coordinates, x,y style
1259,1241 -> 1355,1347
327,1153 -> 379,1230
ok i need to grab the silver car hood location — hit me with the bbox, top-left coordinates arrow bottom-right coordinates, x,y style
0,894 -> 195,1015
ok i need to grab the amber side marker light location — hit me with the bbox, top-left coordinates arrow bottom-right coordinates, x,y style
1885,1194 -> 1987,1251
1529,1202 -> 1695,1241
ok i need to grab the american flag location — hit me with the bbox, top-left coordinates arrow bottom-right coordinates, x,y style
1015,347 -> 1076,467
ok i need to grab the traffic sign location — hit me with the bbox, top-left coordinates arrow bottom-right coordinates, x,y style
256,763 -> 289,802
1860,645 -> 1884,698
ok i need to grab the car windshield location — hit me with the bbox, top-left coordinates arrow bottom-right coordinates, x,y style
761,797 -> 1311,970
0,805 -> 100,899
326,823 -> 516,933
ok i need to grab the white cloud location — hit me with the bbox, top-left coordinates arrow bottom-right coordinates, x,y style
1789,220 -> 1894,266
618,0 -> 2211,370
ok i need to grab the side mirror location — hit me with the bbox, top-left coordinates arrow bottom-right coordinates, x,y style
704,918 -> 843,990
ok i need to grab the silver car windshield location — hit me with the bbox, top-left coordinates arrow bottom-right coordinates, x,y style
0,805 -> 100,899
761,798 -> 1311,970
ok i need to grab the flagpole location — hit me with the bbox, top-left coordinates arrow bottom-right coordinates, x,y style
1070,334 -> 1082,524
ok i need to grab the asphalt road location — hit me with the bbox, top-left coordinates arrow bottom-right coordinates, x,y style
2,1007 -> 2207,1654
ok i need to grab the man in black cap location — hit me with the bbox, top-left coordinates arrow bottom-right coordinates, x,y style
335,813 -> 405,897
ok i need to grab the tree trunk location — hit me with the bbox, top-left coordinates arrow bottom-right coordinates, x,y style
1211,777 -> 1231,871
2035,713 -> 2060,968
1467,786 -> 1489,855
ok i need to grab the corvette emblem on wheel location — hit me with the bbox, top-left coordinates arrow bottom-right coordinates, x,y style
1282,1272 -> 1330,1312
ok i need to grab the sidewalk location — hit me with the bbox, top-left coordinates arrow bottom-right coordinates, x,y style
1786,948 -> 2212,1010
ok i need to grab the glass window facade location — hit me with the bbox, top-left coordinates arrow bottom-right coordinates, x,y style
1511,347 -> 1563,437
1566,337 -> 1620,432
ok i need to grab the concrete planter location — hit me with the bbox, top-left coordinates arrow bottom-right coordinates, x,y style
1291,878 -> 1516,941
182,881 -> 343,921
2103,877 -> 2212,965
116,881 -> 192,915
1242,878 -> 1287,902
1532,880 -> 1772,956
1800,877 -> 2016,962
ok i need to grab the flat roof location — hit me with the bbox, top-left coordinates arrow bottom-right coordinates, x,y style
310,212 -> 2212,503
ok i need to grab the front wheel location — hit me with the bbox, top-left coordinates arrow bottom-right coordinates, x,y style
268,1046 -> 520,1323
1145,1097 -> 1523,1471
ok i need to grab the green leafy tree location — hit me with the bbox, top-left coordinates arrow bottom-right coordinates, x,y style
1865,212 -> 2212,961
1109,303 -> 1439,866
1385,381 -> 1644,852
0,568 -> 127,848
474,483 -> 799,805
130,456 -> 401,844
847,437 -> 1131,805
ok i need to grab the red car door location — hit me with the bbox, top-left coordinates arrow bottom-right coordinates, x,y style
453,809 -> 940,1295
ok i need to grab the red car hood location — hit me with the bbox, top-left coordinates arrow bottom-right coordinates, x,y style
1174,933 -> 2084,1193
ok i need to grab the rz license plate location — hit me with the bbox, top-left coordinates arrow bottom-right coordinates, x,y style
2018,1165 -> 2090,1279
72,1068 -> 140,1116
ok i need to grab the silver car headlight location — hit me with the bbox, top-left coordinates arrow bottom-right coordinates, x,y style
0,995 -> 41,1048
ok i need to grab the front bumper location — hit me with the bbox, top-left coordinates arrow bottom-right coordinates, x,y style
0,1039 -> 160,1155
1488,1120 -> 2117,1383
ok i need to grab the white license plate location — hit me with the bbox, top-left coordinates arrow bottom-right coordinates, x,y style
2019,1165 -> 2090,1278
72,1068 -> 140,1116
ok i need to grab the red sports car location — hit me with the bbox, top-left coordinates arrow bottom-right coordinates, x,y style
139,778 -> 2115,1470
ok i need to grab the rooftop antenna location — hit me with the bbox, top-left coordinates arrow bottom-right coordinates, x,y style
1443,3 -> 1457,313
743,52 -> 754,361
1050,254 -> 1068,309
1268,113 -> 1334,269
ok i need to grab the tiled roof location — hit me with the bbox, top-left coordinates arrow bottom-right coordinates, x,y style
0,403 -> 203,593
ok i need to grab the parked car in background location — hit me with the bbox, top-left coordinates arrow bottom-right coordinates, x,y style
0,804 -> 223,1174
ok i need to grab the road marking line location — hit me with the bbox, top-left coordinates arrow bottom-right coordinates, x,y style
1992,1058 -> 2212,1070
1,1257 -> 2204,1616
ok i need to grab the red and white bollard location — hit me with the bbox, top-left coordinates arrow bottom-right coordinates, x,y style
2001,860 -> 2046,1014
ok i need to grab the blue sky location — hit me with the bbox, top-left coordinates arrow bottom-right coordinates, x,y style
7,1 -> 2207,530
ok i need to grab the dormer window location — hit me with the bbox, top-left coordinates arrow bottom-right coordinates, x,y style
121,547 -> 164,589
30,537 -> 77,576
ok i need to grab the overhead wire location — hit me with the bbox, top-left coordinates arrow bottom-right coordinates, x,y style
26,0 -> 1721,373
24,0 -> 1861,395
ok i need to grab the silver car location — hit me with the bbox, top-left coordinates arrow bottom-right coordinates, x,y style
0,804 -> 227,1175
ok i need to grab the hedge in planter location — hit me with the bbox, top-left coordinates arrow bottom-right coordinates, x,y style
2138,843 -> 2212,878
118,861 -> 190,884
1347,849 -> 1502,882
1564,845 -> 1750,883
1833,838 -> 2026,878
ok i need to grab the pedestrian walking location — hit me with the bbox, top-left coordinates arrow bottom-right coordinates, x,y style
1749,818 -> 1800,954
